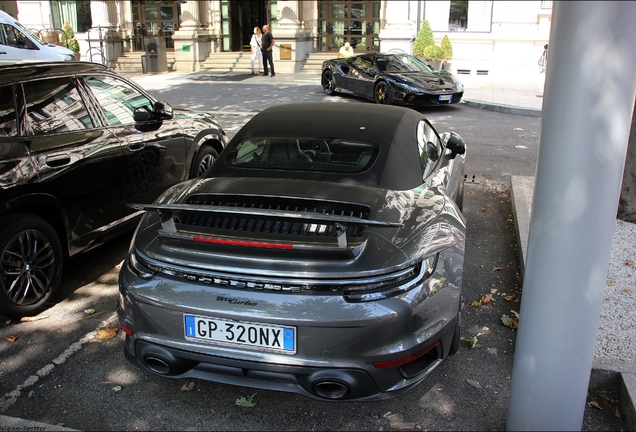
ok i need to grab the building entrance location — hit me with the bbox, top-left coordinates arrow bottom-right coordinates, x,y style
220,0 -> 269,52
318,0 -> 381,54
132,0 -> 180,52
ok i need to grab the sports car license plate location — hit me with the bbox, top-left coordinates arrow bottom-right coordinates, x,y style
439,94 -> 452,102
184,315 -> 296,354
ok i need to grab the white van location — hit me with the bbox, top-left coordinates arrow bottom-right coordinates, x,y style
0,11 -> 75,61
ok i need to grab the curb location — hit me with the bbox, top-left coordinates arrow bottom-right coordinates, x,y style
510,175 -> 636,428
461,99 -> 542,117
0,415 -> 78,430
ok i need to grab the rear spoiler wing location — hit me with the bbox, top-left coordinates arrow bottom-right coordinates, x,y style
129,203 -> 403,249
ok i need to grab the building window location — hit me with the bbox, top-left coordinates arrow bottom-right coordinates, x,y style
51,1 -> 91,33
541,1 -> 553,9
427,0 -> 492,32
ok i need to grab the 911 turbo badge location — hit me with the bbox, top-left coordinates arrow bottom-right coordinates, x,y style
216,296 -> 257,306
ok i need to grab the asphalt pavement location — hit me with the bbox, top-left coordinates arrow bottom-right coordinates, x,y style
0,68 -> 632,431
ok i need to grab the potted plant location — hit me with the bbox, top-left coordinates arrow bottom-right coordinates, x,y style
441,35 -> 453,71
61,20 -> 80,60
423,44 -> 444,71
413,20 -> 435,60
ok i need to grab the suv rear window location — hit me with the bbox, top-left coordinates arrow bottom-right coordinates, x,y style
226,137 -> 379,173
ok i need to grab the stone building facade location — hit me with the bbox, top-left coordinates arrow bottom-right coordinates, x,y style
0,0 -> 552,76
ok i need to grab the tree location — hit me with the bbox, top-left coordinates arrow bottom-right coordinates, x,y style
441,35 -> 453,62
413,20 -> 435,57
61,20 -> 79,53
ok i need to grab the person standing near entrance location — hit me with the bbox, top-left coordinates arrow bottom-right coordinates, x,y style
261,24 -> 275,77
249,26 -> 262,75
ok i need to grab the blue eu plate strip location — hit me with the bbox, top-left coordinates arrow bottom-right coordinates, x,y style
284,328 -> 295,351
185,315 -> 195,337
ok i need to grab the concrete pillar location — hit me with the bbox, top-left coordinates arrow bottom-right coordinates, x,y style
273,0 -> 312,73
172,1 -> 214,72
88,1 -> 117,64
506,2 -> 636,430
379,0 -> 416,53
618,101 -> 636,223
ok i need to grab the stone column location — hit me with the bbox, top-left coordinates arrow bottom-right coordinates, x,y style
88,1 -> 118,64
274,0 -> 311,73
118,1 -> 134,53
172,0 -> 213,72
379,0 -> 416,53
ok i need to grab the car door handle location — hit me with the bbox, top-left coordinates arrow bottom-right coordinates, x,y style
44,154 -> 71,167
128,141 -> 146,151
0,52 -> 6,55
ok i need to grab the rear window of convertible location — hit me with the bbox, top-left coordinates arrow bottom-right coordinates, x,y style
225,137 -> 379,173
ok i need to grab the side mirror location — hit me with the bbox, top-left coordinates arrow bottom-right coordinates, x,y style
446,132 -> 466,159
152,101 -> 173,120
133,107 -> 152,122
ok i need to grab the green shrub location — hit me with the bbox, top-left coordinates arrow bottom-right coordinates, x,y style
413,20 -> 435,57
61,20 -> 79,53
441,35 -> 453,61
423,44 -> 444,61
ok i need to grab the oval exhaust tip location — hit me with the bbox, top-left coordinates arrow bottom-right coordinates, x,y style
144,355 -> 172,375
312,380 -> 350,399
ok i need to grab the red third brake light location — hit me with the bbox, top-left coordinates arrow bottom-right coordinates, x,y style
372,341 -> 439,369
192,236 -> 294,249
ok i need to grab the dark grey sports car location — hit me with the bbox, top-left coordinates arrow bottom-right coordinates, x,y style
118,102 -> 467,401
322,52 -> 464,106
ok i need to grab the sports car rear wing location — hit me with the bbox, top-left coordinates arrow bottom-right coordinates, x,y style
129,203 -> 403,249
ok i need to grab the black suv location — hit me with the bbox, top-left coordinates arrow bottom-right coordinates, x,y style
0,62 -> 227,317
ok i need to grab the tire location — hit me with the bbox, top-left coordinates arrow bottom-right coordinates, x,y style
0,214 -> 63,318
322,70 -> 336,96
192,146 -> 218,178
374,81 -> 392,105
448,312 -> 461,356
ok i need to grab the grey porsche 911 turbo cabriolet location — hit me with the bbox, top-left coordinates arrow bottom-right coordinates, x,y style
117,102 -> 467,402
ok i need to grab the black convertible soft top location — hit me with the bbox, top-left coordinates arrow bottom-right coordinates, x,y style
212,103 -> 431,191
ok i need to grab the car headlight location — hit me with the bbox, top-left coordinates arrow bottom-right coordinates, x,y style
396,81 -> 423,93
58,53 -> 76,61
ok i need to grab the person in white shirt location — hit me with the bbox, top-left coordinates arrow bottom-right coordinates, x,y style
249,26 -> 263,75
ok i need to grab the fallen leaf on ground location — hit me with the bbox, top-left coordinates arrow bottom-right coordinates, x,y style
625,260 -> 633,266
181,381 -> 195,391
496,383 -> 503,388
20,316 -> 48,322
471,300 -> 482,307
501,314 -> 518,329
389,422 -> 420,430
624,288 -> 630,293
481,207 -> 487,212
587,400 -> 602,410
504,293 -> 517,301
5,335 -> 19,342
383,412 -> 393,418
606,279 -> 616,286
517,134 -> 526,138
112,385 -> 122,392
56,423 -> 65,427
235,393 -> 257,407
510,310 -> 520,319
466,379 -> 482,389
84,309 -> 96,315
492,266 -> 503,272
461,336 -> 478,348
490,289 -> 498,294
96,325 -> 117,340
481,294 -> 493,304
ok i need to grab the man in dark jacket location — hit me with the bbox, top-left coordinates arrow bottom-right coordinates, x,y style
261,24 -> 275,77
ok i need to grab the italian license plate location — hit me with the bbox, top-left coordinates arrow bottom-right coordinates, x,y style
184,314 -> 296,354
439,94 -> 452,102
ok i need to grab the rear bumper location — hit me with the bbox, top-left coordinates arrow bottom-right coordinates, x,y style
117,245 -> 464,401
